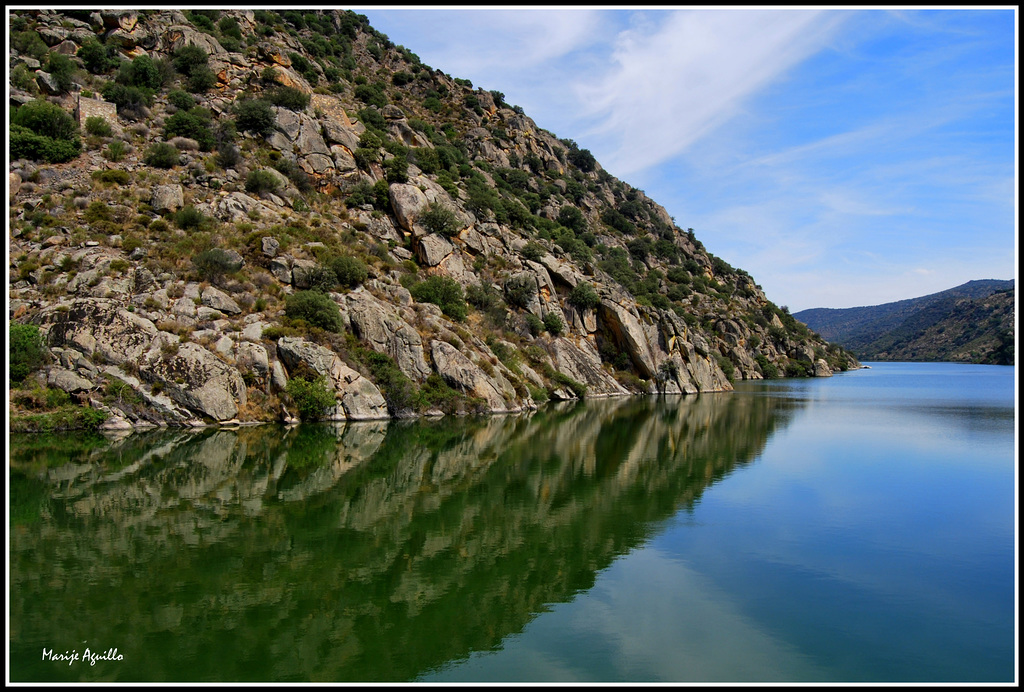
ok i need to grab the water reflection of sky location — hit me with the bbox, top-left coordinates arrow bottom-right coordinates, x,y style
421,547 -> 835,682
424,363 -> 1016,683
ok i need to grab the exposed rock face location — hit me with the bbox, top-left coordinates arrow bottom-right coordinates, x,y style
143,342 -> 248,422
345,290 -> 431,381
201,285 -> 242,315
36,298 -> 160,366
549,337 -> 629,397
8,9 -> 860,431
276,337 -> 389,420
598,300 -> 661,380
389,183 -> 428,234
32,299 -> 247,422
151,185 -> 184,213
430,340 -> 519,413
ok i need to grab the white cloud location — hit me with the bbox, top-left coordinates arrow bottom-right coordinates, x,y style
572,10 -> 847,177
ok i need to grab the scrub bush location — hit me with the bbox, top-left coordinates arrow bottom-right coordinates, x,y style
286,376 -> 336,421
234,98 -> 276,136
143,142 -> 180,168
409,276 -> 467,321
330,255 -> 369,288
245,169 -> 281,194
285,290 -> 344,332
10,322 -> 47,382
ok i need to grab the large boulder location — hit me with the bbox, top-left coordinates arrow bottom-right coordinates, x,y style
200,285 -> 242,315
151,185 -> 184,213
345,290 -> 431,381
414,233 -> 453,267
597,300 -> 660,379
430,340 -> 517,413
35,298 -> 159,366
276,337 -> 388,420
142,340 -> 248,422
389,183 -> 428,234
549,338 -> 630,397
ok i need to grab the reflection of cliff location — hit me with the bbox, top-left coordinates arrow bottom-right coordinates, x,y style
10,393 -> 799,682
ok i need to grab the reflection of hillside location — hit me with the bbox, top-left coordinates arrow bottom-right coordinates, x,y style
10,393 -> 799,682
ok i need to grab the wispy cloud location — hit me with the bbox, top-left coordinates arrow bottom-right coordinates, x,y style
571,10 -> 848,177
361,9 -> 1015,311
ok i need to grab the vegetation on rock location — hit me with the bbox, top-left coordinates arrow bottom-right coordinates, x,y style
8,8 -> 860,431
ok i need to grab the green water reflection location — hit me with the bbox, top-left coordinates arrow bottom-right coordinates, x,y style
10,393 -> 796,682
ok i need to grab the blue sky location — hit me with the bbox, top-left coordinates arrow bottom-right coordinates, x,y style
359,7 -> 1016,311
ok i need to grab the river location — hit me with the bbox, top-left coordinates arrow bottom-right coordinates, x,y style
8,362 -> 1016,682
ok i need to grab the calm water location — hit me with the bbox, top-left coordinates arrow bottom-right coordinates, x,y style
8,362 -> 1016,682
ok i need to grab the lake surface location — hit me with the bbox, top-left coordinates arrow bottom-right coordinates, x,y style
8,362 -> 1016,682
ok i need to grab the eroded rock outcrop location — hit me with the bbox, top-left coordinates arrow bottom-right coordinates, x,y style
276,336 -> 389,420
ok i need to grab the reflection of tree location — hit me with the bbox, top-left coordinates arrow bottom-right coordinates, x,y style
9,393 -> 799,682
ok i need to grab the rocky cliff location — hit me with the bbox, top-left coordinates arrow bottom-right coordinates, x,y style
8,9 -> 860,430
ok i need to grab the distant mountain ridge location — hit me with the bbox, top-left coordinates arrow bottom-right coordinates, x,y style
795,280 -> 1015,364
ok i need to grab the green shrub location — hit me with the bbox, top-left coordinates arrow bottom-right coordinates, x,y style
286,375 -> 336,421
83,200 -> 112,224
105,140 -> 128,162
525,313 -> 544,337
78,38 -> 118,74
84,116 -> 113,137
167,89 -> 196,110
717,354 -> 736,381
174,205 -> 206,230
285,290 -> 344,332
215,142 -> 240,169
10,322 -> 47,382
118,54 -> 162,91
521,242 -> 545,263
568,282 -> 601,311
419,202 -> 459,237
543,311 -> 564,336
245,169 -> 281,194
187,11 -> 216,32
100,82 -> 152,119
266,85 -> 310,110
272,158 -> 313,193
504,275 -> 537,310
13,30 -> 48,62
45,53 -> 76,93
362,350 -> 417,414
409,275 -> 467,321
330,255 -> 369,288
92,169 -> 130,185
10,124 -> 81,163
143,142 -> 180,168
163,109 -> 214,150
384,154 -> 408,184
11,64 -> 37,93
557,205 -> 587,234
357,107 -> 387,130
466,282 -> 504,312
172,44 -> 209,77
305,265 -> 339,294
186,65 -> 217,93
12,99 -> 79,141
234,98 -> 276,136
755,354 -> 779,379
354,83 -> 387,108
192,248 -> 240,281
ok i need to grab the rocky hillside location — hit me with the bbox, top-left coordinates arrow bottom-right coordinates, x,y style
795,280 -> 1014,365
8,9 -> 859,431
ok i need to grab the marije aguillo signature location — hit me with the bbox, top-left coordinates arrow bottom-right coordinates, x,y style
42,644 -> 123,666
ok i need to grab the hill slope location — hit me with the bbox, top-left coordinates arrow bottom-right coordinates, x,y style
9,9 -> 859,430
795,280 -> 1014,364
